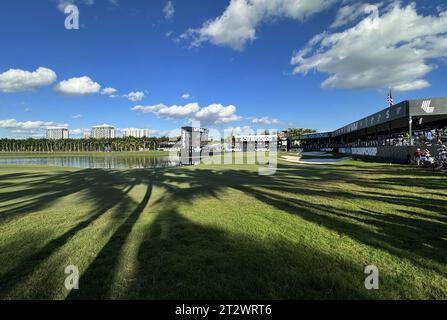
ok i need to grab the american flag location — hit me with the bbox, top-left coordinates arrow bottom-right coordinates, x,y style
387,88 -> 394,107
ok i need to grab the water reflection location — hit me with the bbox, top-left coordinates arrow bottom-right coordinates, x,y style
0,155 -> 196,169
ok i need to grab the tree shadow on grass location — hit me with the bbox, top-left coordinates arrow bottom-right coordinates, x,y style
212,168 -> 447,270
69,203 -> 374,300
0,169 -> 146,298
65,165 -> 446,299
67,182 -> 153,299
0,162 -> 446,299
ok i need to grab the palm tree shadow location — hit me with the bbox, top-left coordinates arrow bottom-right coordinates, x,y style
68,182 -> 153,299
0,170 -> 143,298
1,162 -> 446,299
135,205 -> 383,299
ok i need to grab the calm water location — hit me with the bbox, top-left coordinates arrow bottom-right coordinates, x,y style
0,155 -> 193,169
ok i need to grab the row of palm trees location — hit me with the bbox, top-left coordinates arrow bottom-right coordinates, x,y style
0,136 -> 177,153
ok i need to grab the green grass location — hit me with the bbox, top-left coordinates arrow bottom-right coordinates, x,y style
0,158 -> 446,299
300,152 -> 350,160
0,151 -> 170,158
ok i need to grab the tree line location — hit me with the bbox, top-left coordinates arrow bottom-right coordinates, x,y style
0,136 -> 176,153
0,128 -> 316,153
287,128 -> 317,139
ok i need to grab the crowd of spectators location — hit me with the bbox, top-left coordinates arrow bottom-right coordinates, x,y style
295,127 -> 447,151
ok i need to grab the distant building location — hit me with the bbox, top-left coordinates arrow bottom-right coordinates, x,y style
46,127 -> 69,140
122,128 -> 151,138
83,130 -> 91,139
234,134 -> 277,151
91,124 -> 115,139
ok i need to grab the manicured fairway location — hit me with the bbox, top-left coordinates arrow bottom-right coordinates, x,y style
0,158 -> 446,299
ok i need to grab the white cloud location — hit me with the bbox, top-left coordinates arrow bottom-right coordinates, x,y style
291,3 -> 447,91
0,119 -> 68,131
163,1 -> 175,20
393,80 -> 430,92
158,103 -> 200,118
54,76 -> 101,96
132,103 -> 200,119
56,0 -> 95,12
72,114 -> 82,119
181,93 -> 191,99
330,2 -> 382,29
224,126 -> 255,138
131,104 -> 165,114
124,91 -> 145,102
195,104 -> 241,124
251,116 -> 280,125
101,87 -> 117,95
57,0 -> 74,12
132,102 -> 241,124
0,67 -> 57,93
183,0 -> 339,50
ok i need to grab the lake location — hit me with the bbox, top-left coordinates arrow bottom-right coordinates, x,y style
0,155 -> 197,169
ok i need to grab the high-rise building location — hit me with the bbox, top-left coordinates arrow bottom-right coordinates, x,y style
46,127 -> 69,140
122,128 -> 151,138
91,124 -> 115,139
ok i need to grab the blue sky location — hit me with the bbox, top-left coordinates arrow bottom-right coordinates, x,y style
1,0 -> 447,138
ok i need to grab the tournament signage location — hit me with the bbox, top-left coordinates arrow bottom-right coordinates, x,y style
409,97 -> 447,116
332,101 -> 409,137
235,135 -> 277,142
300,132 -> 331,140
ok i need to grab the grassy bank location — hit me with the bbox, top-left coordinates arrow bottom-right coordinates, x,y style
0,159 -> 446,299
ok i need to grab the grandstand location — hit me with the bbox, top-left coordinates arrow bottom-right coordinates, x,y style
295,97 -> 447,163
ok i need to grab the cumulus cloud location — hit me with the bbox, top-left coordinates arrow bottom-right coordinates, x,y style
251,116 -> 280,125
71,114 -> 82,119
54,76 -> 101,96
181,93 -> 191,99
0,119 -> 68,131
163,1 -> 175,20
101,87 -> 117,95
132,102 -> 241,124
0,67 -> 57,93
183,0 -> 339,50
158,103 -> 200,118
195,104 -> 241,124
124,91 -> 145,102
291,3 -> 447,91
132,103 -> 200,119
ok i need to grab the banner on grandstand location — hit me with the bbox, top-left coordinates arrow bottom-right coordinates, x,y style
409,98 -> 447,116
333,101 -> 409,137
